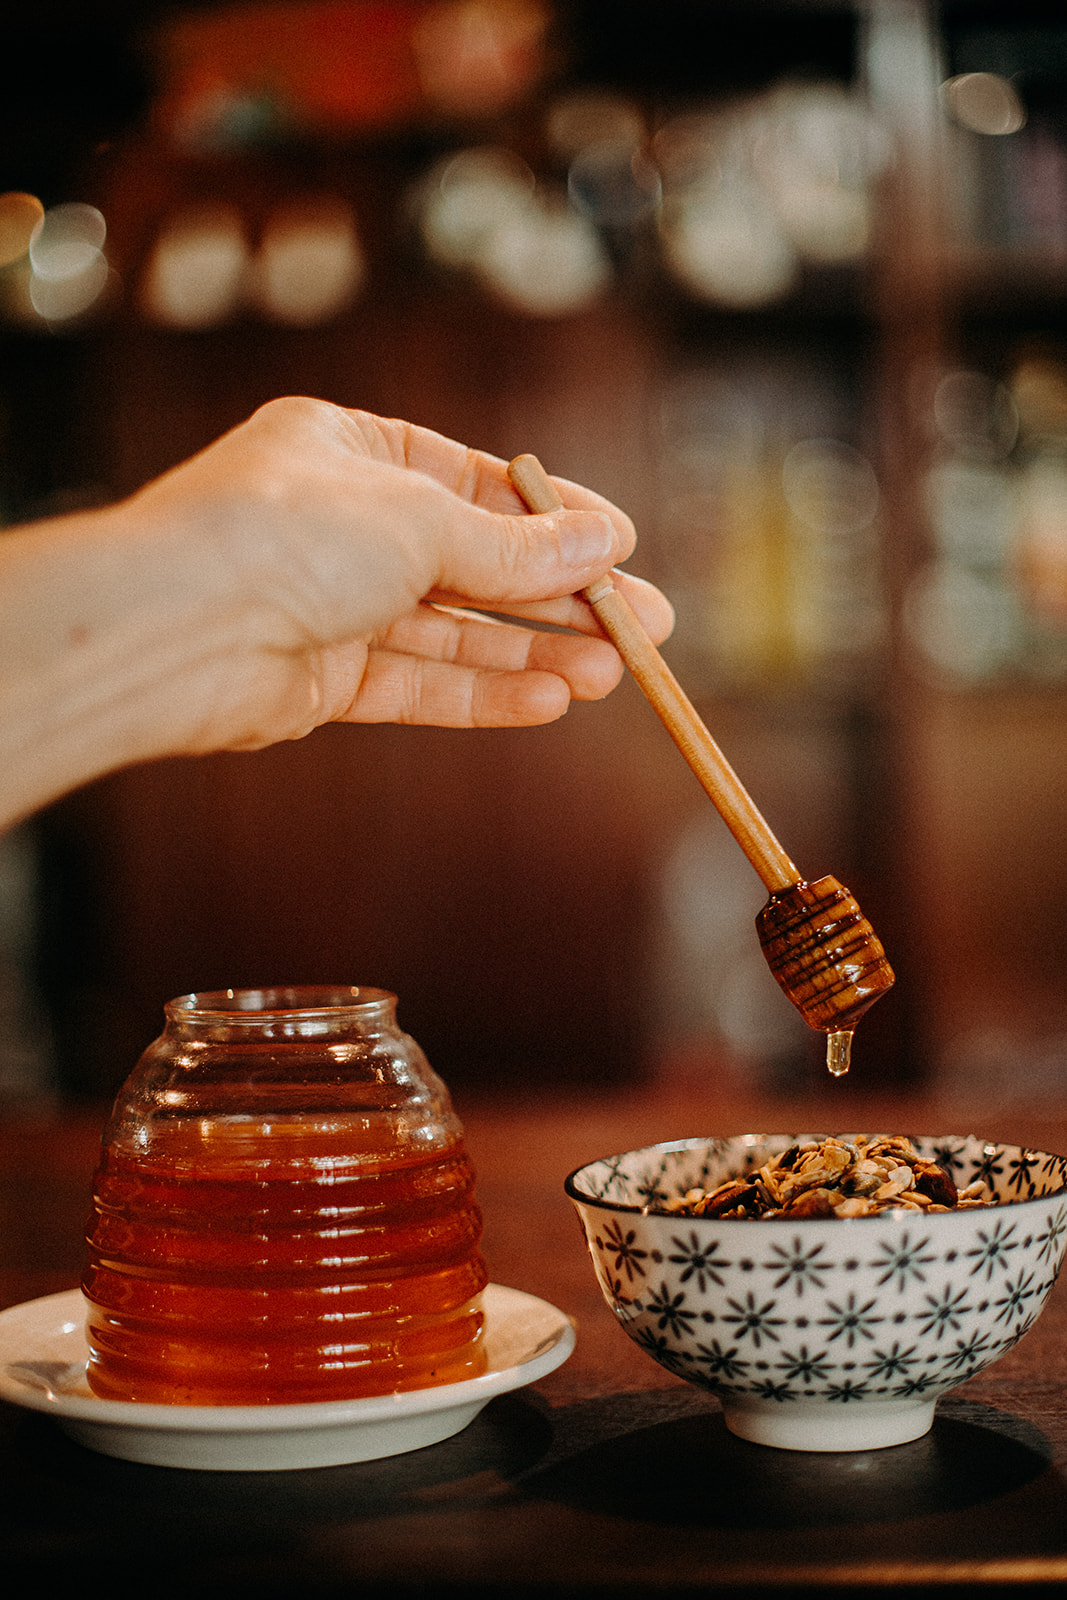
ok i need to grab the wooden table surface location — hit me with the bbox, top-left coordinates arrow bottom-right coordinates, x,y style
2,1074 -> 1067,1596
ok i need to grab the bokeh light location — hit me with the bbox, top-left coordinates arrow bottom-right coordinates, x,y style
416,145 -> 609,315
905,562 -> 1023,682
545,89 -> 646,161
654,84 -> 890,307
903,361 -> 1067,684
782,438 -> 880,539
250,197 -> 364,325
752,84 -> 888,264
660,172 -> 798,309
411,0 -> 550,120
933,369 -> 1019,461
141,204 -> 248,328
418,147 -> 536,268
29,203 -> 107,281
28,253 -> 111,322
475,194 -> 610,316
942,72 -> 1026,137
567,140 -> 661,229
26,203 -> 111,323
0,192 -> 44,269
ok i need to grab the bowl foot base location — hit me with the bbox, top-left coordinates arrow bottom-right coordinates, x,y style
721,1397 -> 937,1453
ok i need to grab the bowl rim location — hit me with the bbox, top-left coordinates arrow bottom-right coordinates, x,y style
563,1131 -> 1067,1216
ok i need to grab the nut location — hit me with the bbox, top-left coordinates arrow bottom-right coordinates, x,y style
647,1135 -> 992,1219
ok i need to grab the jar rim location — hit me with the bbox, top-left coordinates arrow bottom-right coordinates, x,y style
165,986 -> 397,1022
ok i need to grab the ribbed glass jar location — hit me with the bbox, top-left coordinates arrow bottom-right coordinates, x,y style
82,986 -> 487,1405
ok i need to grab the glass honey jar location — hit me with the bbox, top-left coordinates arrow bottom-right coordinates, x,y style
82,986 -> 487,1406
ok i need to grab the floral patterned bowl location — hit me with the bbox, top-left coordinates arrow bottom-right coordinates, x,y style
565,1134 -> 1067,1452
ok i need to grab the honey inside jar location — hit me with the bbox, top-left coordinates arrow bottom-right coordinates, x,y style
82,987 -> 488,1406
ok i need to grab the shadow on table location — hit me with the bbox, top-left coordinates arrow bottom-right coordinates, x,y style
2,1390 -> 553,1523
4,1386 -> 1067,1594
515,1392 -> 1065,1533
5,1386 -> 1060,1536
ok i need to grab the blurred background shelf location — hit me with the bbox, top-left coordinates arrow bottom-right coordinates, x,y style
2,0 -> 1066,1107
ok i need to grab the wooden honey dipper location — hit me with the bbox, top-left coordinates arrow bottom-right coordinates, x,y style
508,453 -> 895,1075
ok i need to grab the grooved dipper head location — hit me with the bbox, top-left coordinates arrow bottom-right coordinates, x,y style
756,875 -> 895,1034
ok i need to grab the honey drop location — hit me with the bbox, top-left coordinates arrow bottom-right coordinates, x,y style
826,1029 -> 853,1076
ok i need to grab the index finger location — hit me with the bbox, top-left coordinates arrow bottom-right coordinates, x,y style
428,569 -> 675,645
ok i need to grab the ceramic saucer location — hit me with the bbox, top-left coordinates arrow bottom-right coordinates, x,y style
0,1283 -> 574,1471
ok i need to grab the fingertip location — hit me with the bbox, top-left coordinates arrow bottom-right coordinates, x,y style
557,509 -> 619,573
548,473 -> 637,562
570,644 -> 625,701
474,670 -> 572,727
612,572 -> 675,644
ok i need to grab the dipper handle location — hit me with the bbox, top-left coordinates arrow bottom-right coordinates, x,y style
507,453 -> 800,894
507,452 -> 895,1059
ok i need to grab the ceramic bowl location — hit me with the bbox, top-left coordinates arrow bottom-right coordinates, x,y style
565,1133 -> 1067,1452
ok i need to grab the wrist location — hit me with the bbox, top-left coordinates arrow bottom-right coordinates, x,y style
0,499 -> 241,827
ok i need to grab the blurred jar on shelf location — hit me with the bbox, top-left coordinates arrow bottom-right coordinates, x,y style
1012,353 -> 1067,634
905,356 -> 1067,687
652,366 -> 887,699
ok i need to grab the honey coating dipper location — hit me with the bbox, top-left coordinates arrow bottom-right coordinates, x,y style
507,453 -> 894,1075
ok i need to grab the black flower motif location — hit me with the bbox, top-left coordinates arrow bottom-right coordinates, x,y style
891,1370 -> 940,1397
870,1231 -> 936,1292
818,1293 -> 884,1348
632,1324 -> 685,1369
694,1146 -> 731,1189
763,1235 -> 831,1297
647,1339 -> 695,1378
693,1338 -> 751,1381
776,1344 -> 834,1385
1007,1149 -> 1041,1197
942,1328 -> 995,1371
748,1377 -> 797,1402
597,1218 -> 649,1283
863,1340 -> 921,1380
929,1140 -> 968,1175
824,1377 -> 872,1402
601,1273 -> 641,1316
992,1269 -> 1037,1329
974,1144 -> 1005,1192
1039,1152 -> 1067,1191
966,1219 -> 1019,1281
644,1281 -> 699,1338
1038,1206 -> 1067,1265
667,1231 -> 731,1293
633,1172 -> 673,1209
721,1291 -> 786,1348
916,1283 -> 972,1340
593,1153 -> 629,1198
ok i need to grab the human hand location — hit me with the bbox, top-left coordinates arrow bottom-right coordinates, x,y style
127,396 -> 674,751
0,398 -> 675,827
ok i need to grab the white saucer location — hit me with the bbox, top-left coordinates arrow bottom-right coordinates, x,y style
0,1284 -> 574,1472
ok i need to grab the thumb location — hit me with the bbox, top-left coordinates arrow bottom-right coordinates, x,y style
435,503 -> 628,606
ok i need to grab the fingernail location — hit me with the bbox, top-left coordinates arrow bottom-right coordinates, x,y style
559,511 -> 616,569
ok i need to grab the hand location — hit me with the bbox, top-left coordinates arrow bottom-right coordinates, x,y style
128,397 -> 674,747
0,398 -> 674,827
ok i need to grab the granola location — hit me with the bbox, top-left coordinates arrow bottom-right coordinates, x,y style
652,1136 -> 993,1219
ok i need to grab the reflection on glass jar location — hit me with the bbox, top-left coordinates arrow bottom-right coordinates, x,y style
83,987 -> 487,1406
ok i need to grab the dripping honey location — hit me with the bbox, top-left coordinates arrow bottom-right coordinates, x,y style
826,1029 -> 853,1077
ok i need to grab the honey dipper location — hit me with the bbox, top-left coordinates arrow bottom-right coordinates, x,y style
507,453 -> 894,1075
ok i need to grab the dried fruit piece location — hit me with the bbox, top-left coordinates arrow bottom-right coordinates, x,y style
913,1159 -> 959,1207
